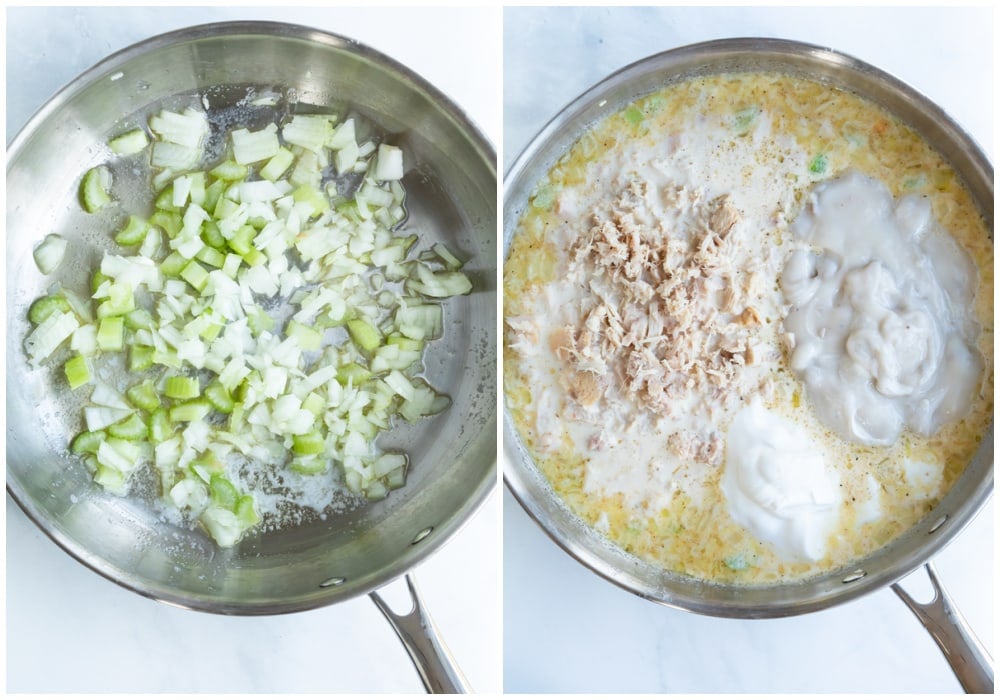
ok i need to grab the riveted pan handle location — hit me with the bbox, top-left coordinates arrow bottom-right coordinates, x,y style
370,574 -> 471,694
891,562 -> 993,694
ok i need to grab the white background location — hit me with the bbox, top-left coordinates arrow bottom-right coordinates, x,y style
503,5 -> 994,694
5,5 -> 500,694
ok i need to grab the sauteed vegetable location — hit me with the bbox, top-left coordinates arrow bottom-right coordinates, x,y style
25,103 -> 471,547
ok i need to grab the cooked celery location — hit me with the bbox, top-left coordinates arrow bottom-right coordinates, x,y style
33,233 -> 68,274
24,104 -> 471,547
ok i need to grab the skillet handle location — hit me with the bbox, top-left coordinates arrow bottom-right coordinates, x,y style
891,562 -> 993,694
370,573 -> 471,694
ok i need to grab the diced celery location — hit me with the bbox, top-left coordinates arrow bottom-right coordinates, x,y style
70,430 -> 105,455
96,316 -> 124,352
209,475 -> 238,510
336,362 -> 372,386
201,221 -> 226,250
80,166 -> 113,213
126,379 -> 161,412
164,375 -> 200,400
210,159 -> 248,181
28,294 -> 71,325
180,260 -> 209,291
114,215 -> 151,246
169,399 -> 211,423
33,233 -> 68,274
290,455 -> 328,474
346,318 -> 382,352
260,147 -> 295,181
205,380 -> 234,414
148,408 -> 173,444
109,128 -> 149,156
124,308 -> 154,331
286,319 -> 323,351
159,251 -> 188,277
292,183 -> 330,217
107,413 -> 148,440
129,344 -> 155,372
64,354 -> 91,389
292,430 -> 325,456
235,495 -> 259,527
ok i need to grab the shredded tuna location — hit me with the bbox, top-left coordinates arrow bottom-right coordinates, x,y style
554,181 -> 767,465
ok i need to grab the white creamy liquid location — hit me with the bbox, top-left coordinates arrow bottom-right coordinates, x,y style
782,170 -> 982,446
722,399 -> 840,562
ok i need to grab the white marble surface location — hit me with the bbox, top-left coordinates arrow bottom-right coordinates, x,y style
503,5 -> 994,694
5,6 -> 499,694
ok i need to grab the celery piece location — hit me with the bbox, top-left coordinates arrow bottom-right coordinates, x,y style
336,362 -> 372,386
227,224 -> 256,256
33,233 -> 68,274
286,319 -> 323,351
290,455 -> 328,474
124,308 -> 154,331
148,408 -> 173,444
150,210 -> 183,238
203,178 -> 225,213
164,375 -> 199,400
180,260 -> 209,291
169,399 -> 211,423
126,379 -> 161,412
159,251 -> 187,277
109,128 -> 149,156
210,159 -> 248,181
70,430 -> 105,455
96,284 -> 136,318
155,185 -> 179,212
292,183 -> 330,217
386,333 -> 425,352
64,354 -> 91,390
809,153 -> 828,175
243,247 -> 267,267
205,380 -> 234,414
114,215 -> 151,246
260,147 -> 295,181
200,221 -> 226,250
209,475 -> 238,510
195,245 -> 226,269
108,413 -> 148,441
129,344 -> 155,372
80,165 -> 113,213
235,494 -> 260,527
28,294 -> 71,325
96,316 -> 125,352
292,430 -> 325,456
346,318 -> 382,352
94,464 -> 126,495
302,392 -> 325,416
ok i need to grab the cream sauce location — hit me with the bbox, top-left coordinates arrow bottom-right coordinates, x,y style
782,170 -> 982,446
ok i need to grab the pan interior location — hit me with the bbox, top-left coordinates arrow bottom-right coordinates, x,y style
7,22 -> 496,614
502,38 -> 993,617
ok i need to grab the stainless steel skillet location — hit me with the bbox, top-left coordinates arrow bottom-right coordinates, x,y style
503,38 -> 992,692
7,21 -> 496,692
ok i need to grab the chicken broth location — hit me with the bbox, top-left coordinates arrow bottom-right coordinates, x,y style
503,72 -> 993,584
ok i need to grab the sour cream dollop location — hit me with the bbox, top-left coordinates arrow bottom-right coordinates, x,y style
722,400 -> 840,562
782,170 -> 982,446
